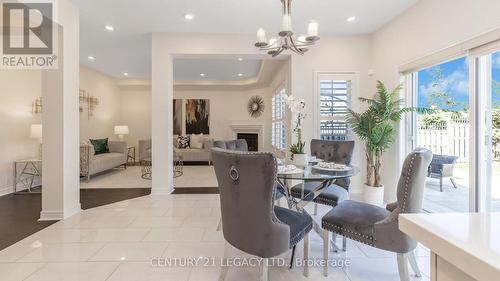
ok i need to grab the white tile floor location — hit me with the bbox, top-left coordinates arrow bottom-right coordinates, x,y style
0,194 -> 431,281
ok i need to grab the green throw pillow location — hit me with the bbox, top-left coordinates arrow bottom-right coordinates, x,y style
89,138 -> 109,155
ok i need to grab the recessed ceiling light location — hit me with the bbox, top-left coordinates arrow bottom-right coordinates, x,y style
184,14 -> 194,21
347,16 -> 356,22
238,73 -> 244,77
123,72 -> 129,76
238,58 -> 243,61
105,25 -> 114,31
87,55 -> 95,60
200,73 -> 206,77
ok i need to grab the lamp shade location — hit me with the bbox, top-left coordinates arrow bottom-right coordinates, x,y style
114,125 -> 129,135
30,124 -> 42,139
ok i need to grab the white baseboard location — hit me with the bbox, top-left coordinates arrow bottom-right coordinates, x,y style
151,187 -> 174,195
0,186 -> 13,197
39,210 -> 64,221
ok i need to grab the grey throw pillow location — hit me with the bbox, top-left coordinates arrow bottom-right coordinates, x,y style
177,135 -> 190,149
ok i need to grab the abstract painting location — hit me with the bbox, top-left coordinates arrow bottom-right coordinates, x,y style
185,99 -> 210,134
173,99 -> 183,135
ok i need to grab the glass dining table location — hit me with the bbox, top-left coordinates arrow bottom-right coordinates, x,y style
276,164 -> 360,235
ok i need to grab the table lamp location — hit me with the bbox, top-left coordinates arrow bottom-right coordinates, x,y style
114,125 -> 129,141
30,124 -> 42,159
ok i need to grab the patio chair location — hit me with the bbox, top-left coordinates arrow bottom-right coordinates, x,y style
427,154 -> 459,192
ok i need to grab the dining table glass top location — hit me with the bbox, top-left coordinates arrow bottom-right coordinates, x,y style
276,165 -> 360,180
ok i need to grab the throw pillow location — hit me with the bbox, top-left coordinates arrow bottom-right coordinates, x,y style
89,138 -> 109,155
177,135 -> 190,149
190,134 -> 204,149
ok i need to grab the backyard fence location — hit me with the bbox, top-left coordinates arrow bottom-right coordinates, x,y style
417,117 -> 470,162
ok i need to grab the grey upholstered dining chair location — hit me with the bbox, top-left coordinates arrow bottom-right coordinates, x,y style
211,148 -> 313,280
290,139 -> 355,250
213,139 -> 248,151
321,148 -> 432,281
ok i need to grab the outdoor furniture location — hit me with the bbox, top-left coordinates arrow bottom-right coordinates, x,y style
428,154 -> 459,192
211,148 -> 313,280
321,148 -> 433,281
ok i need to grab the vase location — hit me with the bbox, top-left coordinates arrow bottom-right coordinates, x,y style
363,184 -> 385,206
291,153 -> 308,167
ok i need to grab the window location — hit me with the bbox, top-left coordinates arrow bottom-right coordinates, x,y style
271,88 -> 286,150
318,77 -> 352,140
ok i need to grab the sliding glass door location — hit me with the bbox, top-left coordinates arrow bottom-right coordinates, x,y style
412,57 -> 471,212
406,47 -> 500,213
476,51 -> 500,212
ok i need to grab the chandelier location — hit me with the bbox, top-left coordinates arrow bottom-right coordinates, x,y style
255,0 -> 320,57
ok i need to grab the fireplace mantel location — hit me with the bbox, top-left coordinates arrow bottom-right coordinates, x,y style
230,123 -> 264,151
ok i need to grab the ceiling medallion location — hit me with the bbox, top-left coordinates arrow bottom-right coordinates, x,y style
255,0 -> 320,57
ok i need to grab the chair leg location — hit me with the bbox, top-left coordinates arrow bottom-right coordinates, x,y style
408,250 -> 422,277
450,178 -> 458,189
313,203 -> 318,216
219,241 -> 231,281
289,245 -> 296,269
342,236 -> 347,251
260,258 -> 269,281
439,177 -> 443,192
323,230 -> 330,277
330,233 -> 339,252
216,218 -> 222,231
396,253 -> 410,281
303,233 -> 309,277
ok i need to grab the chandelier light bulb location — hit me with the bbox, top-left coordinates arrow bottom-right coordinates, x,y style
254,0 -> 320,56
257,28 -> 267,43
307,21 -> 319,37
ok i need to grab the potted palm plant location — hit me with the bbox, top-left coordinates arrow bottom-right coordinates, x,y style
347,81 -> 427,205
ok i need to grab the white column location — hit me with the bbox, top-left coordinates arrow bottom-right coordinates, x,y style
40,0 -> 80,220
151,35 -> 174,194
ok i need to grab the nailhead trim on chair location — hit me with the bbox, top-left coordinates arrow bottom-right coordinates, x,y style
401,153 -> 417,212
322,221 -> 375,246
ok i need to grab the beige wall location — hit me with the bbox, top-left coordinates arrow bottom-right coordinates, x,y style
372,0 -> 500,201
0,70 -> 42,195
118,85 -> 152,150
79,65 -> 121,142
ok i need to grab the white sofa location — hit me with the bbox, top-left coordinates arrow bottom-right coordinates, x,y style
80,141 -> 128,181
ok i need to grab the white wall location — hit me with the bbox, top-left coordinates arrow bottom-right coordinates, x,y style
0,70 -> 42,196
372,0 -> 500,201
79,65 -> 121,142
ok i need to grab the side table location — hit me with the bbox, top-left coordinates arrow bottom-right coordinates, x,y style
127,146 -> 136,166
13,159 -> 42,194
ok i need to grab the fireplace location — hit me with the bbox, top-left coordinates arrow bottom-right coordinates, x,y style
237,133 -> 259,152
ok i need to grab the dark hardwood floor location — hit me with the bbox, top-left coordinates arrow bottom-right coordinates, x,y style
0,188 -> 151,251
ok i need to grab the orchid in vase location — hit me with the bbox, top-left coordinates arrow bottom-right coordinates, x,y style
285,95 -> 307,164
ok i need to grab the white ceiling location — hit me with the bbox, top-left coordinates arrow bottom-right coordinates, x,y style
70,0 -> 418,79
174,58 -> 262,82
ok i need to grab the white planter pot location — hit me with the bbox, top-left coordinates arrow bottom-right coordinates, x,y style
363,184 -> 385,206
291,153 -> 308,167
